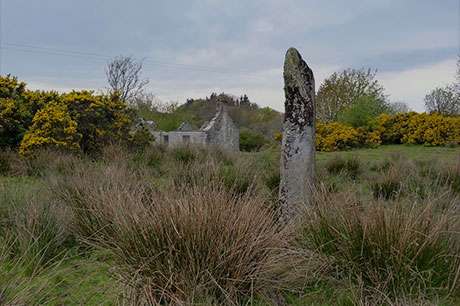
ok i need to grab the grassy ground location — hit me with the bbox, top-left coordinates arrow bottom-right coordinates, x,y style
317,144 -> 460,164
0,145 -> 459,305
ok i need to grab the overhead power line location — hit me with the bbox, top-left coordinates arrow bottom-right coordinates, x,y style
0,0 -> 3,75
1,42 -> 258,76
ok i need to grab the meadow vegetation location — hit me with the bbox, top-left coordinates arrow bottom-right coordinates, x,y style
0,144 -> 459,305
1,71 -> 459,305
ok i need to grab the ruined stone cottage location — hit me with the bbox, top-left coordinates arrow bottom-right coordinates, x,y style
151,105 -> 239,151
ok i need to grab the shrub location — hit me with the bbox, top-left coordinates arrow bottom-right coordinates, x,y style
375,112 -> 460,146
127,126 -> 155,149
375,113 -> 411,144
301,191 -> 460,299
19,102 -> 81,155
402,113 -> 460,146
0,76 -> 30,148
63,91 -> 134,153
239,128 -> 269,152
316,122 -> 361,152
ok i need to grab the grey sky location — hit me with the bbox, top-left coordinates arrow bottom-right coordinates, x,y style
2,0 -> 459,111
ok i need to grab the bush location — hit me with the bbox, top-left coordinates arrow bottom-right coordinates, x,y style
239,128 -> 269,152
316,122 -> 361,152
301,192 -> 460,299
19,102 -> 81,155
315,112 -> 460,152
0,76 -> 136,155
0,76 -> 30,148
375,112 -> 460,146
63,91 -> 134,153
402,113 -> 460,146
127,126 -> 155,150
375,113 -> 411,144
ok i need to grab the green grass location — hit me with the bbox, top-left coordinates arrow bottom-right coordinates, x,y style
317,144 -> 460,164
0,144 -> 459,305
43,251 -> 117,306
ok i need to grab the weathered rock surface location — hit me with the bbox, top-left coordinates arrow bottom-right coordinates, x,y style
201,104 -> 239,152
279,47 -> 316,223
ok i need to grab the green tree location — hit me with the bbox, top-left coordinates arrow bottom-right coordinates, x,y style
316,68 -> 388,122
337,95 -> 390,128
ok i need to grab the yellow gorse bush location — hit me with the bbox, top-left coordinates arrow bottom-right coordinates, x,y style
19,102 -> 81,155
315,112 -> 460,151
316,122 -> 361,152
62,91 -> 133,153
402,113 -> 460,145
375,112 -> 460,146
0,76 -> 135,154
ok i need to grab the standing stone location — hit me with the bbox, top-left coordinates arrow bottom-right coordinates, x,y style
279,48 -> 315,223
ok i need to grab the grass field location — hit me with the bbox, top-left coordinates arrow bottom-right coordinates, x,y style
0,145 -> 459,305
316,144 -> 460,163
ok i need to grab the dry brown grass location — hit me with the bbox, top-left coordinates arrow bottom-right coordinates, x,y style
301,186 -> 460,301
49,161 -> 316,305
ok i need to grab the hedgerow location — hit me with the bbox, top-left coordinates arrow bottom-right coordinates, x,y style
316,112 -> 460,151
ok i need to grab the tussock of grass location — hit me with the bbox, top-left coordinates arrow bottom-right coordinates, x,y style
371,166 -> 402,200
302,188 -> 460,300
326,156 -> 361,179
50,162 -> 309,304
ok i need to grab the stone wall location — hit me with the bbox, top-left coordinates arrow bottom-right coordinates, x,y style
150,106 -> 239,152
201,106 -> 239,152
152,131 -> 207,146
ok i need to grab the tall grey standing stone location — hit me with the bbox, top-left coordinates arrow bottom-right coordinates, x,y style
279,48 -> 316,223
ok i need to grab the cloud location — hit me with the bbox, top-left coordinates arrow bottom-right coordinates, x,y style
153,64 -> 339,112
380,58 -> 457,111
4,0 -> 458,114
